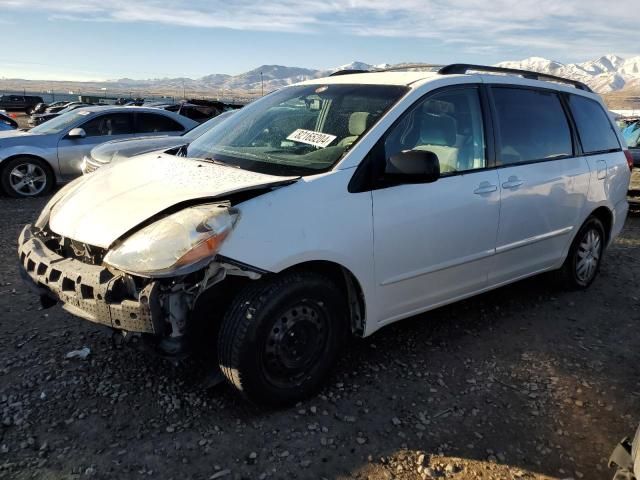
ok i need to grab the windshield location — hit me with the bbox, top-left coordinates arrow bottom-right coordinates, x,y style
186,84 -> 407,176
184,110 -> 236,140
31,110 -> 90,135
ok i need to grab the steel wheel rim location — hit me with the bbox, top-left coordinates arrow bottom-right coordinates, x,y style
262,300 -> 330,387
9,162 -> 47,196
575,228 -> 602,283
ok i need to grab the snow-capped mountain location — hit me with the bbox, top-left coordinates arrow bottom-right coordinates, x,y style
332,61 -> 390,72
496,54 -> 640,93
138,55 -> 639,94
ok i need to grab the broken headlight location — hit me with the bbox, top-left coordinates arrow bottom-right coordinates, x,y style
103,203 -> 238,277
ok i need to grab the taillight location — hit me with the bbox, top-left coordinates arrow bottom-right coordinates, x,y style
624,150 -> 634,171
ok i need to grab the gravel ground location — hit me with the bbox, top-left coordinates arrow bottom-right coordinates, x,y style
1,185 -> 640,480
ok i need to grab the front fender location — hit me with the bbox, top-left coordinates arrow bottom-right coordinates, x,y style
218,168 -> 377,330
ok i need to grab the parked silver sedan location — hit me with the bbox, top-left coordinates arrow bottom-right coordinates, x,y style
82,110 -> 236,173
0,106 -> 198,197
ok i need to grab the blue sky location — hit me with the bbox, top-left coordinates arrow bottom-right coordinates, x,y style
0,0 -> 636,80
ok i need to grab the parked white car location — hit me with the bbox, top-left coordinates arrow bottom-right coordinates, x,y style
18,64 -> 632,405
0,106 -> 198,197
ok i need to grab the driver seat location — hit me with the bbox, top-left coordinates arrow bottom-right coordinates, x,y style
413,113 -> 459,173
338,112 -> 370,147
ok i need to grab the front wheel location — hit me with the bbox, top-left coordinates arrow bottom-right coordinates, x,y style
0,157 -> 54,198
217,271 -> 348,406
557,216 -> 606,289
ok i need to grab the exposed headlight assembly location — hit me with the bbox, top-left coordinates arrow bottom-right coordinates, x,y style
103,203 -> 238,277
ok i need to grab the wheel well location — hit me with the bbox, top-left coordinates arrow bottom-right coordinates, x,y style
0,154 -> 56,196
589,206 -> 613,244
282,261 -> 366,337
1,154 -> 55,178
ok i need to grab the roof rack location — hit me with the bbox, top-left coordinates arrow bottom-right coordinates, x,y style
375,63 -> 445,72
438,63 -> 593,92
329,69 -> 370,77
329,63 -> 444,76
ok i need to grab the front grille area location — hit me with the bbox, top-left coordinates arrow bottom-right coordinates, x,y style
18,225 -> 159,333
39,228 -> 106,265
82,156 -> 104,174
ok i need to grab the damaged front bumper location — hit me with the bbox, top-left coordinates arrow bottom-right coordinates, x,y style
18,224 -> 163,334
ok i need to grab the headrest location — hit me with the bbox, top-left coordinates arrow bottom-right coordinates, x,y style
419,113 -> 457,146
349,112 -> 370,136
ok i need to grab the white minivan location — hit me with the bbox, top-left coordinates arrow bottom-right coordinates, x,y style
18,64 -> 632,405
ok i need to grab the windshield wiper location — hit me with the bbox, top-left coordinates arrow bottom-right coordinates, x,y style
201,157 -> 241,168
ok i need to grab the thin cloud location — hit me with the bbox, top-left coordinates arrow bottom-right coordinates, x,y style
0,0 -> 635,60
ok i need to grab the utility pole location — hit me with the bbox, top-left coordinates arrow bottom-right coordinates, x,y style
261,71 -> 264,96
182,80 -> 185,100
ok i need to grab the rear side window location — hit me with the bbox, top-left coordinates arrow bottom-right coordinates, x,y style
492,87 -> 573,165
567,95 -> 620,154
136,113 -> 185,133
81,113 -> 135,137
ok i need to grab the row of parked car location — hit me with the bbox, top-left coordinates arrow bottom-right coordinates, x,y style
0,96 -> 240,197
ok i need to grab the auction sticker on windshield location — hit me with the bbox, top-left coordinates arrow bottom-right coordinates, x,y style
287,129 -> 336,148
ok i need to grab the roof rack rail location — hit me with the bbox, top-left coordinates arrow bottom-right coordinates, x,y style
329,69 -> 370,76
438,63 -> 593,92
376,63 -> 444,72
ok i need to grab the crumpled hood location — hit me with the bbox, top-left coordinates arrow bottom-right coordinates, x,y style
49,153 -> 297,248
91,135 -> 186,163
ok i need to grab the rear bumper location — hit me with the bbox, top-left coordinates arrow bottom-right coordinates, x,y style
18,225 -> 162,333
611,199 -> 630,245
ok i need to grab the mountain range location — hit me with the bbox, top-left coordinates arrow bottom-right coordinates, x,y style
496,55 -> 640,93
109,62 -> 391,94
103,55 -> 640,95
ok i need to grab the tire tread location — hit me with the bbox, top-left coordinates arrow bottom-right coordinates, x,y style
217,271 -> 342,404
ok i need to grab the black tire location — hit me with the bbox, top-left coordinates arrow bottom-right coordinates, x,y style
25,107 -> 33,115
218,271 -> 348,406
556,216 -> 606,289
0,157 -> 54,198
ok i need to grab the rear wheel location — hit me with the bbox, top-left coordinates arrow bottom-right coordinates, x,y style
0,157 -> 54,198
217,271 -> 347,406
557,216 -> 605,289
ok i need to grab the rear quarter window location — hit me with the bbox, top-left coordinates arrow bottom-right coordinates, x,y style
567,95 -> 620,154
136,113 -> 185,133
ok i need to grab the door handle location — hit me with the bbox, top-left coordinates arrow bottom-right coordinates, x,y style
502,176 -> 524,189
474,182 -> 498,195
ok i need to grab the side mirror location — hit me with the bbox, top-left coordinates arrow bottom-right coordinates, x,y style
385,149 -> 440,184
67,127 -> 86,139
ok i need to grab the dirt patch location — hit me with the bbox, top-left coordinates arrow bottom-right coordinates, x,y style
0,195 -> 639,480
